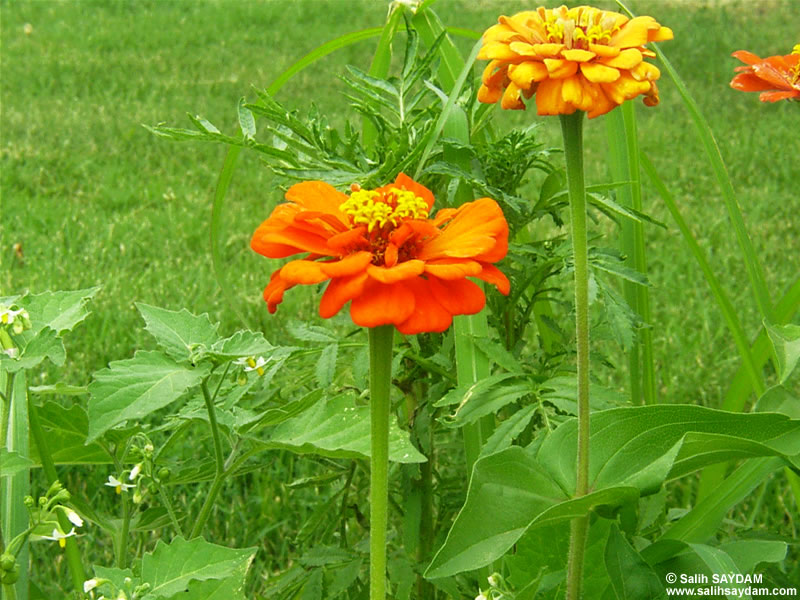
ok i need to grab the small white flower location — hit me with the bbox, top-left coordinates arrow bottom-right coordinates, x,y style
42,527 -> 76,548
235,356 -> 267,376
64,508 -> 84,527
84,579 -> 99,593
105,475 -> 135,494
0,307 -> 24,325
475,593 -> 488,600
392,0 -> 421,14
129,463 -> 142,481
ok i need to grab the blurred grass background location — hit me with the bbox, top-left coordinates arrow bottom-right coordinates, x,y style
2,0 -> 798,595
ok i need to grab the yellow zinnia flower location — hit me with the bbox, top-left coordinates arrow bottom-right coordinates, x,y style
477,5 -> 673,118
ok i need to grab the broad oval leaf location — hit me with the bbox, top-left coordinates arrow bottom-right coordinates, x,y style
136,303 -> 219,362
88,351 -> 210,442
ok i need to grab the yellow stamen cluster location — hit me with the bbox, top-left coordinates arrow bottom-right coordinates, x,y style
545,8 -> 620,49
340,187 -> 428,232
791,44 -> 800,85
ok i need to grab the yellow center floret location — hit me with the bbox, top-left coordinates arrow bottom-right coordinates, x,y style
340,187 -> 429,232
545,8 -> 619,49
790,44 -> 800,86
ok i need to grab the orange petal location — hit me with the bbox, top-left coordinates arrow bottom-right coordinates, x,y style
367,260 -> 425,284
580,62 -> 620,83
424,259 -> 483,280
589,43 -> 620,58
427,277 -> 485,316
319,251 -> 372,278
630,61 -> 660,82
648,26 -> 673,43
418,198 -> 508,261
475,264 -> 511,295
263,271 -> 293,314
585,84 -> 617,118
478,41 -> 518,61
284,181 -> 349,222
327,227 -> 369,252
319,272 -> 368,318
759,90 -> 800,102
730,72 -> 779,92
350,280 -> 415,328
478,83 -> 503,104
393,172 -> 436,213
396,279 -> 453,335
602,72 -> 649,104
280,259 -> 328,285
531,43 -> 564,58
251,225 -> 333,258
561,75 -> 593,112
732,50 -> 763,66
509,41 -> 540,57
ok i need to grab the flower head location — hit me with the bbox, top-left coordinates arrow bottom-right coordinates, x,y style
251,173 -> 509,334
105,475 -> 135,494
233,356 -> 268,376
477,5 -> 673,118
42,527 -> 76,548
730,45 -> 800,102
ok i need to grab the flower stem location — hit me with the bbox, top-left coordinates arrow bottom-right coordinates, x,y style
368,325 -> 394,600
560,111 -> 590,600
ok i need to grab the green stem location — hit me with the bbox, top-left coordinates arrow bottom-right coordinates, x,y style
27,396 -> 86,589
116,490 -> 130,569
368,325 -> 394,600
561,111 -> 590,600
201,381 -> 225,477
158,485 -> 183,537
3,582 -> 18,600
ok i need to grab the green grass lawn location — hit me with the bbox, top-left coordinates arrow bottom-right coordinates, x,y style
2,0 -> 798,596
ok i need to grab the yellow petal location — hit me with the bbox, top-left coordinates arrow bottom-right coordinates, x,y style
580,62 -> 620,83
602,72 -> 650,104
531,43 -> 565,58
649,26 -> 674,42
477,41 -> 517,61
609,16 -> 655,48
589,43 -> 621,58
508,61 -> 549,87
509,41 -> 539,57
501,81 -> 525,109
561,75 -> 592,111
600,48 -> 643,70
544,58 -> 578,79
630,61 -> 661,82
535,79 -> 571,115
562,49 -> 596,63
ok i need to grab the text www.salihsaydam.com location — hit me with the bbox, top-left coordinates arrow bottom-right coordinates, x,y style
666,586 -> 797,596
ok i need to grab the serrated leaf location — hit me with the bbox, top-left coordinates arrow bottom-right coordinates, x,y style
139,536 -> 256,599
206,330 -> 282,362
0,327 -> 65,372
88,351 -> 210,442
262,393 -> 425,463
315,343 -> 338,387
441,377 -> 531,428
93,566 -> 137,592
539,375 -> 625,414
479,404 -> 538,458
22,287 -> 100,334
0,449 -> 35,477
765,320 -> 800,384
136,303 -> 219,361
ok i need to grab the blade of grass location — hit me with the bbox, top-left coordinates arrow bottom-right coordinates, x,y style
698,276 -> 800,501
1,372 -> 29,600
641,153 -> 764,398
605,103 -> 656,405
617,0 -> 774,323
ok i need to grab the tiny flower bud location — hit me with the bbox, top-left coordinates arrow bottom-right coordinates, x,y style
38,496 -> 48,507
144,443 -> 154,455
157,467 -> 170,481
84,578 -> 99,593
129,463 -> 142,480
1,553 -> 16,571
23,496 -> 35,508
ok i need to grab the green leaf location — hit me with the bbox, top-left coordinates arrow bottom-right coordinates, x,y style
539,375 -> 625,414
315,343 -> 338,388
765,320 -> 800,384
0,327 -> 65,372
92,566 -> 137,593
604,524 -> 664,599
22,287 -> 100,334
754,385 -> 800,418
479,404 -> 538,459
440,376 -> 530,428
206,330 -> 282,362
139,536 -> 256,599
719,539 -> 787,574
261,392 -> 425,463
686,544 -> 747,600
536,405 -> 800,496
176,576 -> 250,600
0,449 -> 35,478
87,351 -> 210,442
31,402 -> 111,465
237,97 -> 256,140
287,321 -> 338,343
136,303 -> 220,362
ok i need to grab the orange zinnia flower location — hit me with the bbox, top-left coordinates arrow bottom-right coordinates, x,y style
251,173 -> 510,335
730,45 -> 800,102
477,5 -> 673,118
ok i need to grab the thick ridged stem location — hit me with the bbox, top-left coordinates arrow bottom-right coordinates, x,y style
369,325 -> 394,600
561,112 -> 590,600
